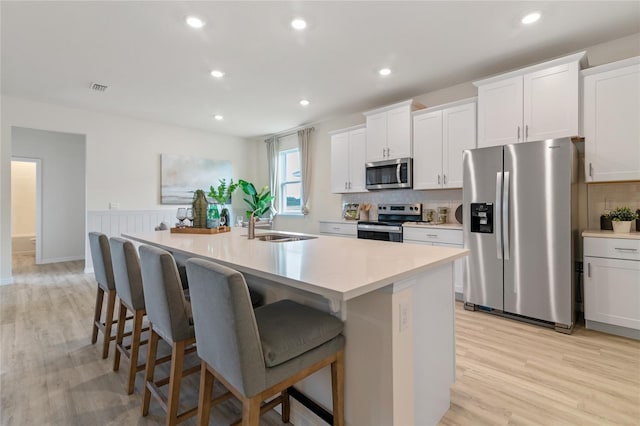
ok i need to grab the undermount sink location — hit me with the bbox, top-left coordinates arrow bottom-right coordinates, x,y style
257,233 -> 317,242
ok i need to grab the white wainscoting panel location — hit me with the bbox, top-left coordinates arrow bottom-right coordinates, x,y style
85,209 -> 176,273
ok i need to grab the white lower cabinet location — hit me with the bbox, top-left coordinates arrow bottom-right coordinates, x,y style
319,221 -> 357,238
583,236 -> 640,337
403,226 -> 465,297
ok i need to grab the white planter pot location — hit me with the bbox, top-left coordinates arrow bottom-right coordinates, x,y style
612,220 -> 632,233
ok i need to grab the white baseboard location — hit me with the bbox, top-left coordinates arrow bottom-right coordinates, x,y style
40,255 -> 84,264
0,277 -> 15,285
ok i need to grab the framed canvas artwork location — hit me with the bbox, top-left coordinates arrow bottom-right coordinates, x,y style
161,154 -> 232,204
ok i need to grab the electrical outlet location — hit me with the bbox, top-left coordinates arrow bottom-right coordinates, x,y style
109,202 -> 120,210
399,301 -> 410,333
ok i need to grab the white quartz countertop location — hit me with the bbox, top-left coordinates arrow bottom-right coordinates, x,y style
582,229 -> 640,240
403,222 -> 463,230
123,227 -> 468,301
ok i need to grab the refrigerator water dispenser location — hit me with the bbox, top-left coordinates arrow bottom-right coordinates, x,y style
470,203 -> 493,233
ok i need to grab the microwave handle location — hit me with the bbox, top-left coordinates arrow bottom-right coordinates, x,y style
396,163 -> 401,184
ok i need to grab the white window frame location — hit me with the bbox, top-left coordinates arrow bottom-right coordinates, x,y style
278,147 -> 303,216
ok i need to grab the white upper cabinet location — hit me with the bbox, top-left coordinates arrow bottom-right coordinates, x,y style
363,100 -> 424,162
330,125 -> 368,193
413,99 -> 477,190
583,57 -> 640,182
475,52 -> 585,148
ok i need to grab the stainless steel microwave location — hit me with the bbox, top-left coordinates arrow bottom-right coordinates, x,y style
365,157 -> 412,190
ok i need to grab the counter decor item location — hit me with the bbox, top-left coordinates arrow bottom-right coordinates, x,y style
423,209 -> 435,223
455,204 -> 463,224
607,207 -> 639,233
360,203 -> 371,221
239,179 -> 274,239
343,203 -> 360,220
207,203 -> 220,229
208,178 -> 239,229
437,207 -> 449,224
192,190 -> 208,228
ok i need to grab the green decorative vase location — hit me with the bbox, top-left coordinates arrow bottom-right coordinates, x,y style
192,190 -> 208,228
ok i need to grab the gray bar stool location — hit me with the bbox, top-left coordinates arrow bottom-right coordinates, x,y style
185,258 -> 345,426
139,245 -> 199,426
110,237 -> 166,395
88,232 -> 118,359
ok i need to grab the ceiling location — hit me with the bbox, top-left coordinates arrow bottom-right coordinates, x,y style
2,1 -> 639,139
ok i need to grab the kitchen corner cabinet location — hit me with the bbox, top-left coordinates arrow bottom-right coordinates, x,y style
583,57 -> 640,182
583,236 -> 640,337
330,125 -> 367,193
403,226 -> 465,296
475,52 -> 585,148
363,99 -> 424,162
413,99 -> 476,189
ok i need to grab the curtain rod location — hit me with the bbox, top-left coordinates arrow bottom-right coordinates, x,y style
264,126 -> 315,142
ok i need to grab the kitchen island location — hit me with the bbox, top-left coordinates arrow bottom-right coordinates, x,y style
124,227 -> 469,426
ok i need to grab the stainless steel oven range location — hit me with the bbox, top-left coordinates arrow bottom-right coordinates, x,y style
357,203 -> 422,242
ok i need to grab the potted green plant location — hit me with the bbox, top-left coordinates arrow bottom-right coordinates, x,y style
238,179 -> 274,239
207,179 -> 239,227
607,206 -> 639,233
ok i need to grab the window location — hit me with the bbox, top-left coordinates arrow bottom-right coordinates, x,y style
278,148 -> 302,214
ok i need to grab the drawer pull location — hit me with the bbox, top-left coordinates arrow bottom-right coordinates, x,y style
426,234 -> 438,238
614,247 -> 638,252
587,262 -> 591,278
332,227 -> 340,231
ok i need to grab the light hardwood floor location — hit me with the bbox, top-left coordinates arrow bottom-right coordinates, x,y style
2,255 -> 639,425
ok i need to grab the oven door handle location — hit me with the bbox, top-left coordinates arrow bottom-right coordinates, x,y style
357,224 -> 403,233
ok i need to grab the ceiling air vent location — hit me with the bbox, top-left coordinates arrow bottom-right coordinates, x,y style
89,82 -> 108,92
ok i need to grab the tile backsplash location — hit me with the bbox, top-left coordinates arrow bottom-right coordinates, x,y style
343,189 -> 463,223
587,182 -> 640,230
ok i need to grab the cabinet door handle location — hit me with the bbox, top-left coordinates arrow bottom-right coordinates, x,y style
589,163 -> 593,178
615,247 -> 638,252
587,262 -> 591,278
348,181 -> 352,189
517,125 -> 520,142
383,147 -> 386,158
344,182 -> 348,190
443,174 -> 447,185
525,124 -> 529,141
438,175 -> 441,184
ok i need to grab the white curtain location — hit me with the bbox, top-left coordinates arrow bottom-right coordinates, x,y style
265,136 -> 279,216
297,127 -> 314,215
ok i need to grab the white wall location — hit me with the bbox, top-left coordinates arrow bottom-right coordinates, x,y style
10,161 -> 36,237
0,96 -> 258,281
12,128 -> 86,264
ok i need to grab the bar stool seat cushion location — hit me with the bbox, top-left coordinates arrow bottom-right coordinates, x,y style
254,300 -> 344,368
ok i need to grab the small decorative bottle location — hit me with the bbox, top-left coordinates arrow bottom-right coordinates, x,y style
207,203 -> 220,229
192,190 -> 208,228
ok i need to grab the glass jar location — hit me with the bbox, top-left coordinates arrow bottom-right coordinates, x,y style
437,207 -> 449,224
206,203 -> 220,229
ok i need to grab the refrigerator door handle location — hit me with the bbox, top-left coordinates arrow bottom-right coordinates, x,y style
496,172 -> 503,260
503,171 -> 510,261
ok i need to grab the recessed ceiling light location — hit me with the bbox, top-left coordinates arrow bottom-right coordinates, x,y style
214,115 -> 223,120
521,12 -> 541,25
210,70 -> 225,78
378,68 -> 392,76
299,99 -> 310,106
291,18 -> 307,30
185,16 -> 205,29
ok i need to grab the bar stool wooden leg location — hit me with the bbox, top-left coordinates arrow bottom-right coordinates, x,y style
126,308 -> 145,395
113,300 -> 127,371
142,327 -> 159,417
241,396 -> 261,426
331,350 -> 345,426
166,340 -> 186,426
91,286 -> 104,344
101,290 -> 117,359
197,361 -> 213,426
281,389 -> 290,423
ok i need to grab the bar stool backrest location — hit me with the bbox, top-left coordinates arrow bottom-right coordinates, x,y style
186,258 -> 267,397
89,232 -> 115,291
109,237 -> 145,311
139,245 -> 193,345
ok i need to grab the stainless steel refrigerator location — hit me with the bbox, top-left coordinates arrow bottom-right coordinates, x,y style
462,138 -> 577,333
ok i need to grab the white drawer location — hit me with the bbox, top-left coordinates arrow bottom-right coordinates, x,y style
584,237 -> 640,261
403,227 -> 463,245
319,221 -> 357,237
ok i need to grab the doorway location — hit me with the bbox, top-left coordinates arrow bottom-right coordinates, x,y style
10,158 -> 41,265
